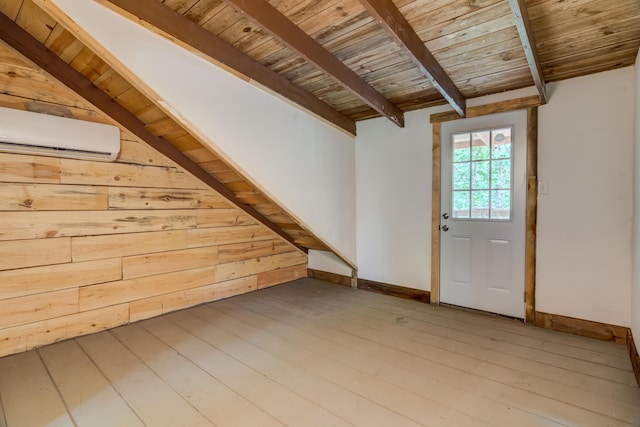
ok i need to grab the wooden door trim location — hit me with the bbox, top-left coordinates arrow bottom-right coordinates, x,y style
430,101 -> 538,324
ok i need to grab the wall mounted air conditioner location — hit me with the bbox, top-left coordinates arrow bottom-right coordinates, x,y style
0,106 -> 120,162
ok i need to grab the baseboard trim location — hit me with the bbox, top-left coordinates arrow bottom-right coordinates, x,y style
628,329 -> 640,387
308,268 -> 352,287
534,311 -> 628,344
308,269 -> 431,303
357,278 -> 431,303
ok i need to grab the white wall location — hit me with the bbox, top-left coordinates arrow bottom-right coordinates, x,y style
633,50 -> 640,341
356,107 -> 446,289
308,250 -> 353,276
356,69 -> 634,328
52,0 -> 357,266
537,67 -> 634,327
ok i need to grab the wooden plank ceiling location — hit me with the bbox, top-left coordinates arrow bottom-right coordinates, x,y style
0,0 -> 639,261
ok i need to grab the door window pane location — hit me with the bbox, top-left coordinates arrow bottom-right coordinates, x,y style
491,159 -> 511,189
471,161 -> 490,189
491,190 -> 511,219
471,190 -> 490,219
453,163 -> 470,190
451,126 -> 513,220
453,191 -> 470,218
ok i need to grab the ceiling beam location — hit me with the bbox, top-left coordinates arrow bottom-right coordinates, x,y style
507,0 -> 547,104
0,10 -> 305,253
359,0 -> 466,117
101,0 -> 355,135
221,0 -> 405,127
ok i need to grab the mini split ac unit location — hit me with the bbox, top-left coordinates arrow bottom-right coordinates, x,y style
0,106 -> 120,162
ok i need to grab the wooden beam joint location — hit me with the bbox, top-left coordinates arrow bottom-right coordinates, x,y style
507,0 -> 547,104
359,0 -> 466,117
221,0 -> 405,127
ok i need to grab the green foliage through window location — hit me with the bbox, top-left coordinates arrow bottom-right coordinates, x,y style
452,127 -> 512,220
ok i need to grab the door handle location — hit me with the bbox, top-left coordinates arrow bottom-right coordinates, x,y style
442,225 -> 449,232
442,213 -> 449,220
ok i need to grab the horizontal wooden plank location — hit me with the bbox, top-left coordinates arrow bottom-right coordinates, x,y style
0,153 -> 60,184
130,275 -> 258,322
257,263 -> 307,289
216,251 -> 308,282
0,288 -> 78,330
430,95 -> 542,123
308,268 -> 352,287
0,258 -> 122,300
0,237 -> 70,271
72,229 -> 188,262
123,246 -> 219,279
109,187 -> 230,210
196,209 -> 256,228
117,138 -> 177,167
357,277 -> 431,304
59,159 -> 205,189
187,224 -> 276,248
218,239 -> 294,263
0,183 -> 108,211
79,266 -> 216,311
535,311 -> 629,344
0,304 -> 129,358
0,210 -> 197,241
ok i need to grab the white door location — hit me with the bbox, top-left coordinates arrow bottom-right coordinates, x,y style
440,110 -> 526,318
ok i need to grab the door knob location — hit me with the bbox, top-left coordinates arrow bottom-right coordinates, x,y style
442,213 -> 449,220
442,225 -> 449,232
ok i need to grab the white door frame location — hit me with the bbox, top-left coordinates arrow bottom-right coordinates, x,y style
430,100 -> 538,324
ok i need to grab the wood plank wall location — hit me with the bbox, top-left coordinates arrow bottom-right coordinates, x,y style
0,53 -> 307,358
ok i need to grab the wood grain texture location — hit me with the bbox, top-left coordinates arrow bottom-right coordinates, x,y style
525,107 -> 538,324
535,311 -> 629,344
628,329 -> 640,387
0,237 -> 70,270
507,0 -> 547,103
0,183 -> 108,211
258,264 -> 307,289
122,246 -> 219,279
430,96 -> 542,123
100,0 -> 356,135
430,122 -> 441,304
0,258 -> 122,300
0,34 -> 308,358
219,0 -> 405,127
0,304 -> 130,358
358,277 -> 431,303
359,0 -> 466,116
308,268 -> 352,287
129,275 -> 258,323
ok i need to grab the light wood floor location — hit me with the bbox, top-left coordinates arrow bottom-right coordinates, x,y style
1,278 -> 639,427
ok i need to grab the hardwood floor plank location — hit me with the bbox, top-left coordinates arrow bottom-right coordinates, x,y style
289,284 -> 638,396
1,278 -> 638,426
240,282 -> 638,426
283,281 -> 636,383
111,323 -> 285,427
324,279 -> 630,358
0,392 -> 7,427
38,340 -> 144,427
198,302 -> 548,427
76,332 -> 212,427
178,308 -> 426,427
140,315 -> 353,427
0,351 -> 74,427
